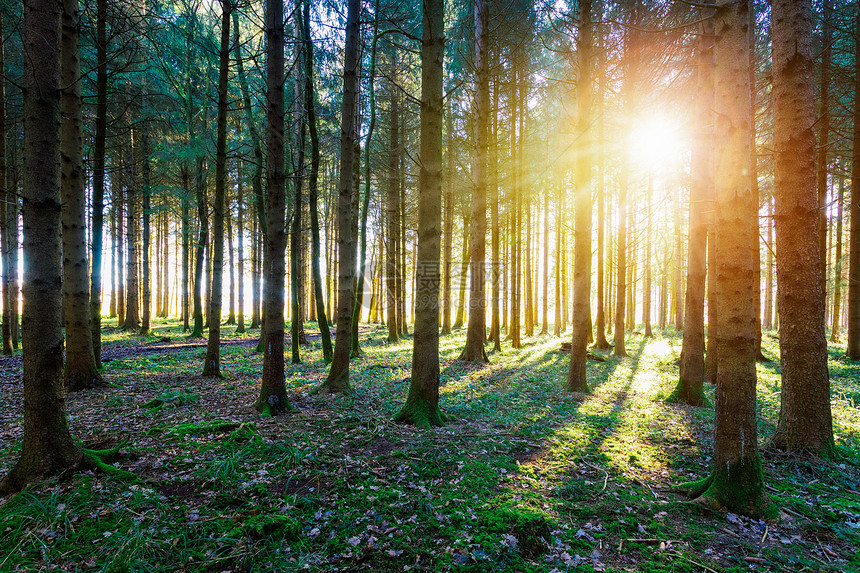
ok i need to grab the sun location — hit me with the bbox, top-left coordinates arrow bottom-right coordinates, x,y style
627,114 -> 687,171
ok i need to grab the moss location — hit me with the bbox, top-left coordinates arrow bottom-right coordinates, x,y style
393,399 -> 451,428
694,458 -> 778,519
666,381 -> 712,408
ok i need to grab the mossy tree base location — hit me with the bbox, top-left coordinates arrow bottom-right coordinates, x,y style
0,442 -> 139,496
457,345 -> 488,363
64,369 -> 106,393
673,459 -> 777,519
666,380 -> 712,408
253,392 -> 296,417
769,432 -> 834,459
312,371 -> 353,396
393,399 -> 453,429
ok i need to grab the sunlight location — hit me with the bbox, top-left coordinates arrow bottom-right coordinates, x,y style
627,114 -> 687,171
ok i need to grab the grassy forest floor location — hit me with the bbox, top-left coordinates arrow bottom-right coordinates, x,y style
0,319 -> 859,572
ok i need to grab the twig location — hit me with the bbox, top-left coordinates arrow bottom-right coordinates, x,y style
761,523 -> 768,544
667,552 -> 719,573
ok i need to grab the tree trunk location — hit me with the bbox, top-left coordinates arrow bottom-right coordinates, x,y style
490,74 -> 501,351
61,0 -> 101,390
817,0 -> 831,300
459,0 -> 489,363
317,0 -> 360,395
255,0 -> 292,414
123,139 -> 140,331
387,64 -> 400,344
351,4 -> 381,358
191,154 -> 207,337
116,159 -> 125,326
769,0 -> 833,456
303,0 -> 332,361
831,176 -> 843,341
568,0 -> 594,393
394,0 -> 447,428
226,205 -> 235,325
290,32 -> 306,365
848,4 -> 860,360
236,169 -> 245,333
453,210 -> 469,329
0,12 -> 9,356
141,129 -> 151,334
674,10 -> 713,406
442,101 -> 454,336
681,0 -> 773,517
0,0 -> 83,494
203,0 -> 231,378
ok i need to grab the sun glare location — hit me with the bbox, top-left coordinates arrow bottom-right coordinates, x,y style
627,114 -> 687,171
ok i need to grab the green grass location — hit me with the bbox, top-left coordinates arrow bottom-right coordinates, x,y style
0,319 -> 858,572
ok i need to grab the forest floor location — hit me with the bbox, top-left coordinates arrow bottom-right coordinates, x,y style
0,319 -> 859,572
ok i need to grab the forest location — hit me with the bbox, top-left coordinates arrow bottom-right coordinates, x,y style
0,0 -> 859,571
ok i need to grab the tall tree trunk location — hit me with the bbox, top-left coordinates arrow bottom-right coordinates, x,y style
818,0 -> 831,299
303,0 -> 332,361
674,9 -> 714,406
769,0 -> 833,456
88,0 -> 106,361
226,207 -> 235,324
395,0 -> 447,428
255,0 -> 292,414
453,212 -> 469,329
317,0 -> 360,395
568,0 -> 594,393
0,0 -> 83,494
290,32 -> 306,365
490,74 -> 501,351
387,65 -> 400,344
203,0 -> 231,378
0,12 -> 11,356
351,2 -> 380,357
680,0 -> 772,517
181,178 -> 190,330
141,129 -> 151,334
62,0 -> 101,390
643,176 -> 653,337
123,139 -> 140,331
442,101 -> 454,335
831,176 -> 843,341
673,183 -> 684,330
237,169 -> 245,333
116,160 -> 125,326
764,195 -> 773,330
459,0 -> 489,362
191,154 -> 208,337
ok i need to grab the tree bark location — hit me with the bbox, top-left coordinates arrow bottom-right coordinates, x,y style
459,0 -> 490,363
674,8 -> 714,406
303,0 -> 332,361
61,0 -> 101,390
568,0 -> 594,392
254,0 -> 292,414
769,0 -> 834,456
317,0 -> 361,395
203,0 -> 232,378
387,62 -> 400,344
123,139 -> 140,331
394,0 -> 448,428
0,11 -> 11,356
681,0 -> 773,517
0,0 -> 83,494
